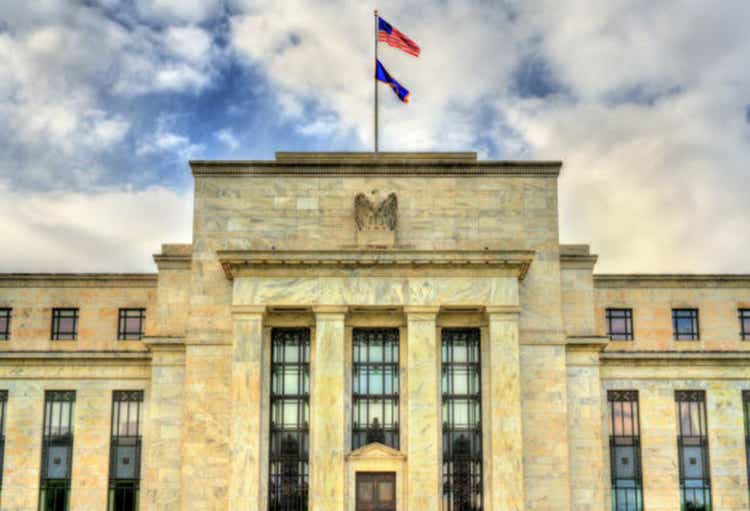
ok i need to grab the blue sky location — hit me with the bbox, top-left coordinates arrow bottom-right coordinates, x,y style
1,0 -> 749,273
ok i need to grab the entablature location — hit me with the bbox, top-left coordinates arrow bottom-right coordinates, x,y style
217,249 -> 534,280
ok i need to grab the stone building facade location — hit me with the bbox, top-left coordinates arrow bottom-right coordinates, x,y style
0,152 -> 748,511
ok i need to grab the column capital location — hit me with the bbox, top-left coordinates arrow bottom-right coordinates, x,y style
231,305 -> 266,319
312,305 -> 348,318
485,305 -> 521,320
403,305 -> 440,321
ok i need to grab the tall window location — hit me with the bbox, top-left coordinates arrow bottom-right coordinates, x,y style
675,390 -> 711,510
51,309 -> 78,340
608,390 -> 643,511
118,309 -> 146,340
39,390 -> 75,511
673,309 -> 699,341
108,390 -> 143,511
606,309 -> 634,340
441,328 -> 482,511
743,391 -> 750,505
352,328 -> 400,450
739,309 -> 750,341
0,309 -> 11,340
269,328 -> 310,511
0,390 -> 7,497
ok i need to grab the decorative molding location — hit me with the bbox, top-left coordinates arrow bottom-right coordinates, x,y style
0,350 -> 152,361
0,274 -> 157,288
345,442 -> 407,461
217,249 -> 534,280
312,305 -> 349,317
403,305 -> 440,321
485,305 -> 522,319
595,274 -> 750,289
566,335 -> 609,351
601,350 -> 750,363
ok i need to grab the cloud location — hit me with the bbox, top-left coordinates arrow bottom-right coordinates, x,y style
215,129 -> 240,150
0,181 -> 192,273
137,115 -> 205,159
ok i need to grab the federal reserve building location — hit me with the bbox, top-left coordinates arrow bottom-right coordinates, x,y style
1,151 -> 749,511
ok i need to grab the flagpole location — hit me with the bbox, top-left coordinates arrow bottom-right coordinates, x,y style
374,9 -> 379,153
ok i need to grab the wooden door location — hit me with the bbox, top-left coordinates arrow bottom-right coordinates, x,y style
356,472 -> 396,511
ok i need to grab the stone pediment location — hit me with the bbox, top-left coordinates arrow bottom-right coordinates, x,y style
345,442 -> 407,461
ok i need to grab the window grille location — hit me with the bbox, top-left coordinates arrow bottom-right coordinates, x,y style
39,390 -> 76,511
441,328 -> 482,511
51,309 -> 78,340
269,328 -> 310,511
0,309 -> 10,340
0,391 -> 7,496
108,390 -> 143,511
606,309 -> 634,340
118,309 -> 146,340
673,309 -> 700,341
608,390 -> 643,511
739,310 -> 750,341
352,328 -> 400,450
675,390 -> 711,511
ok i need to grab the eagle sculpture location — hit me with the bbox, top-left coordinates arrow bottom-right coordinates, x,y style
354,192 -> 398,231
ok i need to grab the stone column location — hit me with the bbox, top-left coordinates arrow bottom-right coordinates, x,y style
404,306 -> 441,510
229,305 -> 265,511
310,306 -> 348,511
486,306 -> 525,511
141,339 -> 185,511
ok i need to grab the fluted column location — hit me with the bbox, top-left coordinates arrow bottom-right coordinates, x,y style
229,305 -> 265,511
404,306 -> 441,510
486,305 -> 525,511
310,306 -> 348,511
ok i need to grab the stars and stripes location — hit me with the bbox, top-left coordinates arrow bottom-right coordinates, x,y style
378,16 -> 420,57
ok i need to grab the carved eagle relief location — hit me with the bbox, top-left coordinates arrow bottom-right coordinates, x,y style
354,192 -> 398,231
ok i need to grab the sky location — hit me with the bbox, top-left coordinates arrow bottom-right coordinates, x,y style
0,0 -> 749,274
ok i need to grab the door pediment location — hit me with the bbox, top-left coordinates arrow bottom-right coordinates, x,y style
346,442 -> 407,461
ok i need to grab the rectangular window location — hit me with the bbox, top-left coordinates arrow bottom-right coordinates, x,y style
675,390 -> 711,510
0,309 -> 10,340
269,328 -> 309,511
743,391 -> 750,506
740,309 -> 750,341
39,390 -> 76,511
352,328 -> 400,450
608,390 -> 643,511
441,328 -> 483,511
108,390 -> 143,511
51,309 -> 78,340
673,309 -> 700,341
0,390 -> 7,496
118,309 -> 146,340
607,309 -> 634,340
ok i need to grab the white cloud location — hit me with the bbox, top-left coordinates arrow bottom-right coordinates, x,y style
134,0 -> 222,24
215,129 -> 240,150
0,181 -> 192,272
137,116 -> 204,159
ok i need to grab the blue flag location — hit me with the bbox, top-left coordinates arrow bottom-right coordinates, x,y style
375,59 -> 410,103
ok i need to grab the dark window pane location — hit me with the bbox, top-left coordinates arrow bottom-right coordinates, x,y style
352,328 -> 400,450
608,390 -> 643,511
740,310 -> 750,341
673,309 -> 699,340
51,309 -> 78,340
675,391 -> 711,509
606,309 -> 633,340
269,328 -> 309,511
118,309 -> 145,340
40,391 -> 75,511
442,328 -> 483,511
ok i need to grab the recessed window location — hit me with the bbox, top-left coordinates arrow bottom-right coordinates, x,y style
51,309 -> 78,340
118,309 -> 146,340
0,390 -> 7,497
675,390 -> 711,509
606,308 -> 633,340
352,328 -> 400,450
673,309 -> 699,341
0,309 -> 10,340
108,390 -> 144,511
608,390 -> 643,511
39,390 -> 76,511
740,309 -> 750,341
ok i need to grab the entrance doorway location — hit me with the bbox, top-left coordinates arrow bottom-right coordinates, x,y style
356,472 -> 396,511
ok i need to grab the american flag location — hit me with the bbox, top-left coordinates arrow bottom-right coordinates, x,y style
378,16 -> 420,57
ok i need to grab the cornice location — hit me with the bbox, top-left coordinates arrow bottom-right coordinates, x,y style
217,249 -> 534,280
0,350 -> 151,361
595,274 -> 750,288
0,274 -> 157,288
601,350 -> 750,363
190,158 -> 561,178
